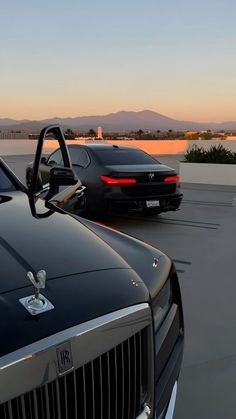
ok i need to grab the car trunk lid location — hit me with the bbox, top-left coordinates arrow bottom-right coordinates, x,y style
104,164 -> 175,180
103,165 -> 178,196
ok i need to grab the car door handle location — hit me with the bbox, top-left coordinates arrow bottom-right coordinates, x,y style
75,186 -> 86,195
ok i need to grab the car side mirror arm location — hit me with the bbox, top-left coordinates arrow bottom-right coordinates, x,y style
29,125 -> 72,196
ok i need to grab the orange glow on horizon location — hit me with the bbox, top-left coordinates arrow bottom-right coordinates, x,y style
41,139 -> 189,155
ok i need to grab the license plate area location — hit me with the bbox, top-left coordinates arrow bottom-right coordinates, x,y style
146,200 -> 160,208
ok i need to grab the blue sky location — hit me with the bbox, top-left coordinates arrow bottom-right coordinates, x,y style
1,0 -> 236,121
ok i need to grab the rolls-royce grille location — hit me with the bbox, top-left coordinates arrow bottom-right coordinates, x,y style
121,184 -> 176,197
0,327 -> 149,419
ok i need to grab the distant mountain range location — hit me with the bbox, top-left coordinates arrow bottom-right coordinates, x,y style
0,110 -> 236,132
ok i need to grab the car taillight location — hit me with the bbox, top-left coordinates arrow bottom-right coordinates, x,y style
164,175 -> 180,182
100,175 -> 136,185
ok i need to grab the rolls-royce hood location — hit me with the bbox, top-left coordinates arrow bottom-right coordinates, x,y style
0,192 -> 131,294
0,267 -> 149,357
0,192 -> 150,357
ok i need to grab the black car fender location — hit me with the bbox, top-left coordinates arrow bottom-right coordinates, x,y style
76,216 -> 173,301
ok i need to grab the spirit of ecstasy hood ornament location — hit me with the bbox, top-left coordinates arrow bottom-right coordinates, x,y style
27,270 -> 46,298
19,270 -> 54,316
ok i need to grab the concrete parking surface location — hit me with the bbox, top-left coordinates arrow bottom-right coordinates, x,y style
106,184 -> 236,419
2,154 -> 236,419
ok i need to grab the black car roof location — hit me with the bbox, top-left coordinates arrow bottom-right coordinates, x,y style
68,143 -> 138,151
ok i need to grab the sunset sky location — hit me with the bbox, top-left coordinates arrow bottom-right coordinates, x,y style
1,0 -> 236,122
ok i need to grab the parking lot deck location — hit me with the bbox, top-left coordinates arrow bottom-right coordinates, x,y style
107,184 -> 236,419
2,154 -> 236,419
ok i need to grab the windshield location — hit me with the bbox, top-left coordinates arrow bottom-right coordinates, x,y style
93,148 -> 160,165
0,166 -> 17,192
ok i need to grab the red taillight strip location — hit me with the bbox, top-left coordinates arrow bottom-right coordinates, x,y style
164,175 -> 180,182
100,175 -> 136,185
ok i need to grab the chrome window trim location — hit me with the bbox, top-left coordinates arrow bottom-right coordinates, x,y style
0,303 -> 152,405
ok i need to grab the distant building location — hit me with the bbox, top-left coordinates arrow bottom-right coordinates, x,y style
185,131 -> 199,137
97,126 -> 103,139
0,131 -> 28,139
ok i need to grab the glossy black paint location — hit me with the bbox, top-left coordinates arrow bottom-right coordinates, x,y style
1,126 -> 184,409
77,216 -> 173,301
0,187 -> 151,353
27,143 -> 183,217
0,192 -> 135,293
1,268 -> 149,357
0,159 -> 173,356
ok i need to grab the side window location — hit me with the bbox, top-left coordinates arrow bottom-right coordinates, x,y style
47,149 -> 63,166
80,150 -> 90,168
69,148 -> 90,168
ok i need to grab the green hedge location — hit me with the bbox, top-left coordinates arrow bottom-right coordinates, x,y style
184,144 -> 236,164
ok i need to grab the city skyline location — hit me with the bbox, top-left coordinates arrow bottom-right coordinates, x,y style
1,0 -> 236,122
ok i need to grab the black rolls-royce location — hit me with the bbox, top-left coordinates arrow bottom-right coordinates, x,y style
0,126 -> 184,419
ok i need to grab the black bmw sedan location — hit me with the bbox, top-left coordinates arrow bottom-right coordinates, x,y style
26,143 -> 183,217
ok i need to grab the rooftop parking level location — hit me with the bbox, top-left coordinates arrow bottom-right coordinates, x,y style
2,153 -> 236,419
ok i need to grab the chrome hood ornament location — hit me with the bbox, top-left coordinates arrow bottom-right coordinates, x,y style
27,270 -> 46,298
19,270 -> 54,316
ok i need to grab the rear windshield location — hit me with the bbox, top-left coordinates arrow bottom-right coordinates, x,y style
93,148 -> 159,165
0,166 -> 17,192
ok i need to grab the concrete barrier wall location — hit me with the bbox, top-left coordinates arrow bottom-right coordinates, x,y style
180,162 -> 236,185
1,139 -> 236,156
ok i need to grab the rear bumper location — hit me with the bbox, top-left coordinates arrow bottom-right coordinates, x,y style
104,190 -> 183,213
